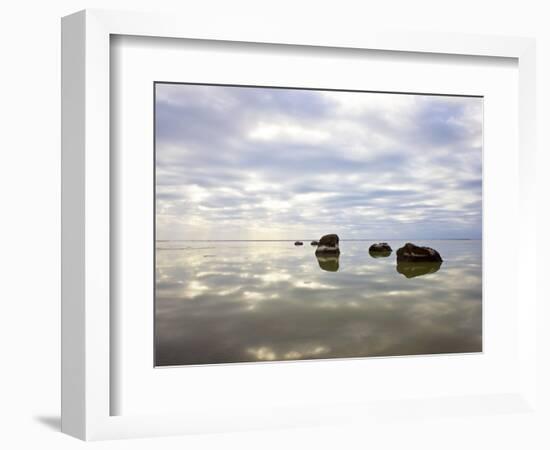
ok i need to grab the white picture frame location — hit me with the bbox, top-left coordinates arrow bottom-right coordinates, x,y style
61,9 -> 537,441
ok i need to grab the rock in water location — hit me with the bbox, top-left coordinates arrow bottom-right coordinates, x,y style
310,240 -> 319,246
369,242 -> 392,257
294,241 -> 304,246
369,250 -> 391,258
315,234 -> 340,255
396,243 -> 442,263
316,255 -> 339,272
396,261 -> 442,278
369,242 -> 392,252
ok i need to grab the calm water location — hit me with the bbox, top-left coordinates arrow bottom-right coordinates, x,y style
155,240 -> 482,366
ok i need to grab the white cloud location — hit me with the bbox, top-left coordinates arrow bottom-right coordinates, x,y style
155,84 -> 482,240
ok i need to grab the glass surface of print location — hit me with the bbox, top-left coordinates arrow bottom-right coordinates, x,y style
154,83 -> 483,367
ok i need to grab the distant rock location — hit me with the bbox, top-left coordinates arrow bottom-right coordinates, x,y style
396,261 -> 442,278
316,255 -> 339,272
315,234 -> 340,255
294,241 -> 304,246
369,242 -> 392,252
369,242 -> 392,258
310,240 -> 319,246
396,243 -> 442,263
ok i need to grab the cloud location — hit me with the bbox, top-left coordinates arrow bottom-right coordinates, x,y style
155,84 -> 482,240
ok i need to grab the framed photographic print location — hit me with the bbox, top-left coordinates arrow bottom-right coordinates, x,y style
153,82 -> 482,367
62,9 -> 538,441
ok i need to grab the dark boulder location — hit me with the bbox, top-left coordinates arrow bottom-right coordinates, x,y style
396,261 -> 442,278
318,234 -> 339,246
294,241 -> 304,246
369,242 -> 392,252
316,255 -> 339,272
369,243 -> 392,258
315,234 -> 340,255
396,243 -> 442,263
310,240 -> 319,246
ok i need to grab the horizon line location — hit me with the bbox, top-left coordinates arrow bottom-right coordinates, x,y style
156,238 -> 481,242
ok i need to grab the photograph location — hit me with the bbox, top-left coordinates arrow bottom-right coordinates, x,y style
154,82 -> 483,367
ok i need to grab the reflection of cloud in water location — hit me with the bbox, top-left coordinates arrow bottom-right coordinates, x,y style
216,286 -> 242,296
293,280 -> 337,290
243,291 -> 267,301
255,272 -> 292,283
248,345 -> 330,361
155,240 -> 482,366
181,280 -> 208,299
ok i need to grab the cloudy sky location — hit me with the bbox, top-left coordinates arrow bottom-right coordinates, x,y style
155,83 -> 482,241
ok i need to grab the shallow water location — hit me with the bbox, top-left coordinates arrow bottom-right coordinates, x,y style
155,240 -> 482,366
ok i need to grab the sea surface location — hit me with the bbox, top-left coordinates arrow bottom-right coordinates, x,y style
155,240 -> 482,366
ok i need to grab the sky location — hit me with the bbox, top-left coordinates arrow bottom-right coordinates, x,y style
155,83 -> 482,241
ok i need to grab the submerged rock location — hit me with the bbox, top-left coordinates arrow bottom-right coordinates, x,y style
294,241 -> 304,246
315,234 -> 340,255
316,255 -> 340,272
396,243 -> 443,263
396,261 -> 442,278
369,243 -> 392,258
310,240 -> 319,246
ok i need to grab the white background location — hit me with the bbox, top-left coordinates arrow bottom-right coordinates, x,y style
0,1 -> 548,449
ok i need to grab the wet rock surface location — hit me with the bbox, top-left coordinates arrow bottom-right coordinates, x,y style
396,243 -> 442,263
315,234 -> 340,255
369,242 -> 392,252
369,242 -> 392,257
